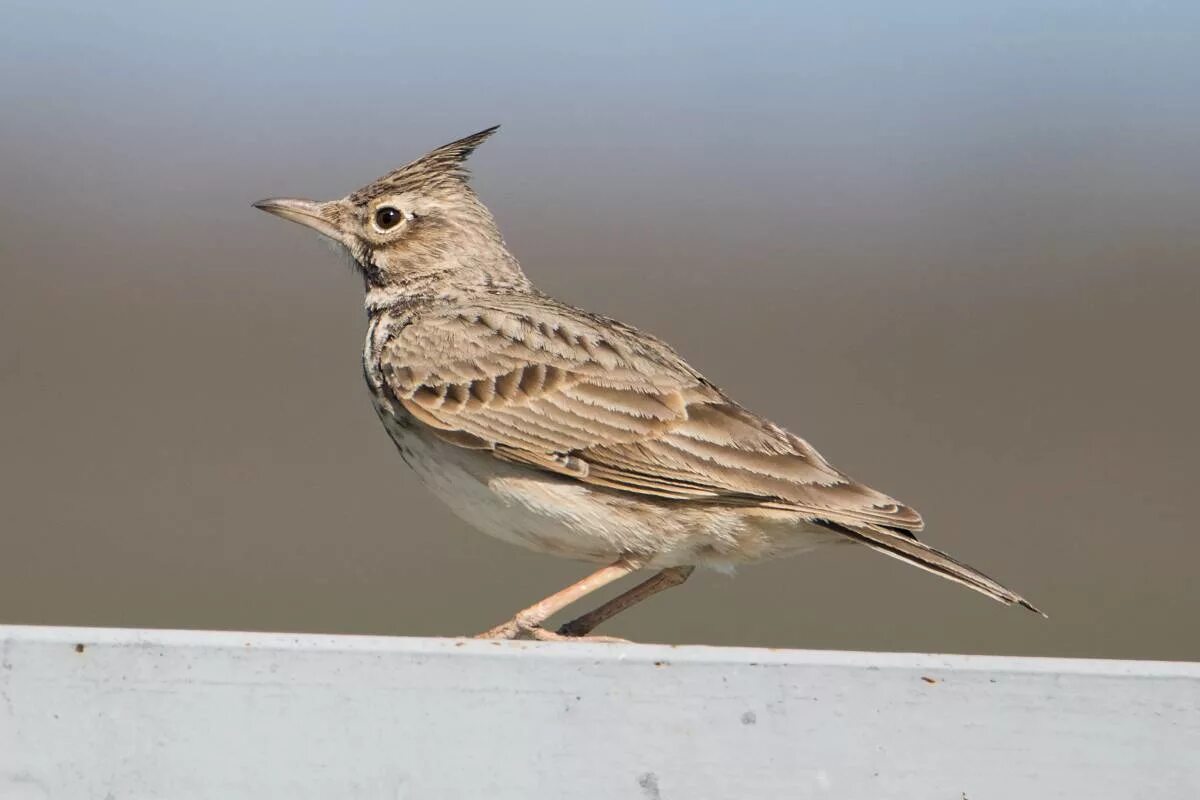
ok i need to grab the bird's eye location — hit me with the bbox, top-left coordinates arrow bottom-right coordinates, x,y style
374,206 -> 403,230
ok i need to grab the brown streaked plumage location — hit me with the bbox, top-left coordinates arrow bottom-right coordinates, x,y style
254,126 -> 1042,642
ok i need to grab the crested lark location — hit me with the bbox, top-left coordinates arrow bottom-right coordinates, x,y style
255,127 -> 1041,642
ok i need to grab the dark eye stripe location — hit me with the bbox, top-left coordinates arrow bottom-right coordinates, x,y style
374,206 -> 403,230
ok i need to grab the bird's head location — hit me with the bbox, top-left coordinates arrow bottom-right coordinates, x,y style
254,126 -> 523,292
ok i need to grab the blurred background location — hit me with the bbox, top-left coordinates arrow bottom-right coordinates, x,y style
2,1 -> 1197,660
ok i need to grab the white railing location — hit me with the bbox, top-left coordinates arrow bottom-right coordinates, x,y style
1,625 -> 1197,798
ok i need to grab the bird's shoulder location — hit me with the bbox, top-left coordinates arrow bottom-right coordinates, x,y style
377,291 -> 710,395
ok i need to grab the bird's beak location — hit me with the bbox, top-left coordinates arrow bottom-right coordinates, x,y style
252,197 -> 346,243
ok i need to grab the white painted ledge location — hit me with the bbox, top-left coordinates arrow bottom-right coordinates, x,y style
1,626 -> 1197,799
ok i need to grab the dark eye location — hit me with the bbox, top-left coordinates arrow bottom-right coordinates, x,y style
374,206 -> 403,230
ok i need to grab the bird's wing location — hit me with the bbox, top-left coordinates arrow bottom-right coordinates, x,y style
379,297 -> 922,532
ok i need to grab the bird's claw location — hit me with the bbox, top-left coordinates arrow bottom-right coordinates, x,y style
475,617 -> 627,643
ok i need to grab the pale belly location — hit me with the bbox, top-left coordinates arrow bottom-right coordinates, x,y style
375,406 -> 839,570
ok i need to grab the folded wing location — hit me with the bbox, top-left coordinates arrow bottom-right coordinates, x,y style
378,297 -> 924,533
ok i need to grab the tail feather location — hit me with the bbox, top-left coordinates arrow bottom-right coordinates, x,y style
820,521 -> 1045,616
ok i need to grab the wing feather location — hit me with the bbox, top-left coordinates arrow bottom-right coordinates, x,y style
380,298 -> 922,531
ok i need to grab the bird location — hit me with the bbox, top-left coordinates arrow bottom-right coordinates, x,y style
253,126 -> 1041,642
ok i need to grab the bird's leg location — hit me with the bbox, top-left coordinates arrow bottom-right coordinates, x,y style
476,557 -> 643,641
557,566 -> 695,638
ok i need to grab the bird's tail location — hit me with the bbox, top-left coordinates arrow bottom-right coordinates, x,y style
823,521 -> 1045,616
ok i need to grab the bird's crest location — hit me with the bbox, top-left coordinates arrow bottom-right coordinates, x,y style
350,126 -> 500,203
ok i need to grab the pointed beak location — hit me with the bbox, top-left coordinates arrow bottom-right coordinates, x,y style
252,197 -> 345,243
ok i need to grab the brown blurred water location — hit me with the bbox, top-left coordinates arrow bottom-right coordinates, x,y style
2,2 -> 1198,659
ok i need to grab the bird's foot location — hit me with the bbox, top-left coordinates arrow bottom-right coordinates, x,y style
475,616 -> 627,643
